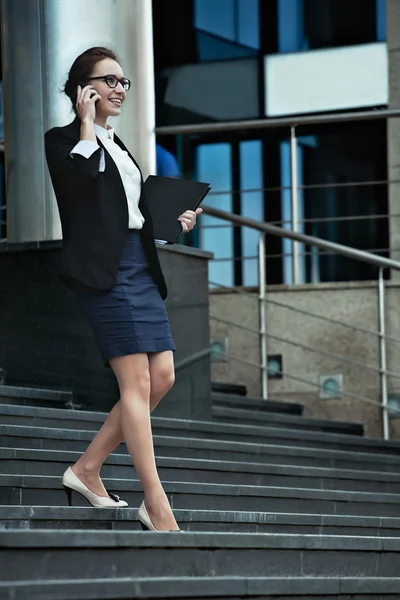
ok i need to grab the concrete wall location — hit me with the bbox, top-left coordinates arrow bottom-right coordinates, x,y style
0,243 -> 212,420
210,281 -> 400,439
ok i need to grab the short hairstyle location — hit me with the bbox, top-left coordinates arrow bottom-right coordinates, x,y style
64,47 -> 120,112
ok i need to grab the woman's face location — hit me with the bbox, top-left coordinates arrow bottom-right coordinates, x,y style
86,58 -> 128,120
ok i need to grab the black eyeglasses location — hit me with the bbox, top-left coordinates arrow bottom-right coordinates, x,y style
84,75 -> 131,91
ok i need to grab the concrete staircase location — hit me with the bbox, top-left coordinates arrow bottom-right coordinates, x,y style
1,388 -> 400,598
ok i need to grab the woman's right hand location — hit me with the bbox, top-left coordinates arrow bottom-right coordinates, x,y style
76,85 -> 101,123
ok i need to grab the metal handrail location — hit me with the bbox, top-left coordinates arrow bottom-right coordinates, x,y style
156,107 -> 400,136
202,205 -> 400,271
199,213 -> 399,227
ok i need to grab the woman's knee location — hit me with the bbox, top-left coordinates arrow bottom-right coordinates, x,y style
110,354 -> 151,399
152,364 -> 175,396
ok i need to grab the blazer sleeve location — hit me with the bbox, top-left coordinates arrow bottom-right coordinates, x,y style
44,127 -> 102,180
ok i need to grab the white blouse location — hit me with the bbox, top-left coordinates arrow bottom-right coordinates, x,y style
70,124 -> 145,230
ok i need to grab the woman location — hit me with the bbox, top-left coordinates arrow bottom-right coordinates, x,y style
45,47 -> 201,532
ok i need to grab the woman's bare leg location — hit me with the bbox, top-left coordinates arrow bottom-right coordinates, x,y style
71,351 -> 175,498
109,352 -> 178,530
148,351 -> 175,413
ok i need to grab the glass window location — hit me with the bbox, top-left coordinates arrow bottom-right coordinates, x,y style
278,0 -> 305,53
237,0 -> 260,50
240,140 -> 264,286
299,121 -> 388,282
194,0 -> 260,60
376,0 -> 387,41
196,143 -> 234,287
194,0 -> 235,42
277,0 -> 383,53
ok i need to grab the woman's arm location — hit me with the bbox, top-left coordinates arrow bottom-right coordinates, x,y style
45,85 -> 104,180
44,127 -> 102,180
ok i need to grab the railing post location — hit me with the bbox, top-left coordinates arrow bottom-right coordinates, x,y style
258,233 -> 268,400
378,267 -> 390,441
290,126 -> 300,285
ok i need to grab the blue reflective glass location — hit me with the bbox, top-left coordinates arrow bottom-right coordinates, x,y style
196,144 -> 234,287
240,141 -> 263,286
238,0 -> 260,49
278,0 -> 305,53
196,31 -> 258,61
376,0 -> 386,41
194,0 -> 235,41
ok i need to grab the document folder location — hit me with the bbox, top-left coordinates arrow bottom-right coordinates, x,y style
143,175 -> 211,244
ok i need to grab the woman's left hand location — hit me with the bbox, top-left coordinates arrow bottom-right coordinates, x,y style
178,208 -> 203,232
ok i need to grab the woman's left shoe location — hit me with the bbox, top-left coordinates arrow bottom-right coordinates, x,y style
138,501 -> 180,532
62,467 -> 128,508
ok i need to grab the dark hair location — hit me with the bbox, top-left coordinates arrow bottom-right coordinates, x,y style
64,47 -> 120,112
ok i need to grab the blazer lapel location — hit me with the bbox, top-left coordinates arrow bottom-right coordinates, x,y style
113,134 -> 144,181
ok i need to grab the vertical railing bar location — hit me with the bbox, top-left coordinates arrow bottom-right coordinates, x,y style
258,233 -> 268,399
378,267 -> 390,441
290,126 -> 300,284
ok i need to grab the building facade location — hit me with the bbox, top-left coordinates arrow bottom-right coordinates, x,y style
1,0 -> 400,435
153,0 -> 392,288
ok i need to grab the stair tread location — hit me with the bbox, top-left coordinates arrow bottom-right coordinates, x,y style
0,385 -> 74,401
2,447 -> 400,482
0,404 -> 365,439
2,422 -> 400,457
212,405 -> 363,432
2,473 -> 400,503
2,576 -> 400,599
1,530 -> 398,549
2,506 -> 400,528
212,392 -> 304,415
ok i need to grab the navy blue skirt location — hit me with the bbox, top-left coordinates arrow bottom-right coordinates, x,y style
74,230 -> 175,368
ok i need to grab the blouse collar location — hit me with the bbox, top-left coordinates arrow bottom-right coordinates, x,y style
94,123 -> 115,141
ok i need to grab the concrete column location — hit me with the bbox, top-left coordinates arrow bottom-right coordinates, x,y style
1,0 -> 156,243
387,0 -> 400,277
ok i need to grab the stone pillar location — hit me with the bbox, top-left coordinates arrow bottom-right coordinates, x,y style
1,0 -> 156,244
387,0 -> 400,278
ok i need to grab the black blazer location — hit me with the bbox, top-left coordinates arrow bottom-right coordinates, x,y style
44,117 -> 167,300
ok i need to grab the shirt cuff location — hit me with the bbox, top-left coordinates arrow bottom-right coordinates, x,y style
70,140 -> 99,159
70,141 -> 105,172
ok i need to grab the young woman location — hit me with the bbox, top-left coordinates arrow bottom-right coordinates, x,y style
45,47 -> 202,532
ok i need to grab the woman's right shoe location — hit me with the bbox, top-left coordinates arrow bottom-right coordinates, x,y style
62,467 -> 128,508
137,501 -> 180,532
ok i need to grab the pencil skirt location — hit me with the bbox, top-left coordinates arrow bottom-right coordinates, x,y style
73,229 -> 176,368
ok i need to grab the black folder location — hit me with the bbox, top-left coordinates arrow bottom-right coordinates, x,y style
143,175 -> 211,244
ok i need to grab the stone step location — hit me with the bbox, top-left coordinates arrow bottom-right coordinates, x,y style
2,575 -> 400,599
1,531 -> 399,581
212,392 -> 304,415
2,474 -> 400,517
0,385 -> 77,409
0,403 -> 365,445
2,424 -> 400,471
2,505 -> 400,536
212,405 -> 364,436
2,447 -> 400,494
1,413 -> 399,456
